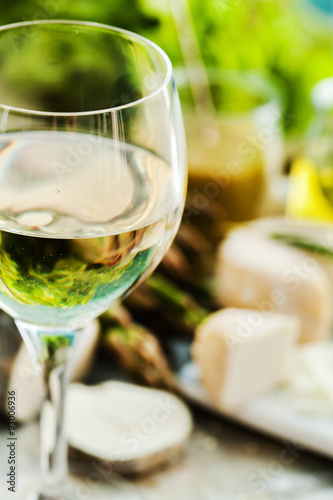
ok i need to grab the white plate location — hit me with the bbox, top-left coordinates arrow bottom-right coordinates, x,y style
178,361 -> 333,460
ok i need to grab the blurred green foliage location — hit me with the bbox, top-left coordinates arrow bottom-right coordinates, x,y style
0,0 -> 333,132
0,22 -> 146,113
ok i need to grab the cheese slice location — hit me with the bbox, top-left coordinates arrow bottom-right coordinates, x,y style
192,308 -> 300,412
216,226 -> 332,343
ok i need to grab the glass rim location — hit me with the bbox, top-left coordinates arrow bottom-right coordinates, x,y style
0,19 -> 173,117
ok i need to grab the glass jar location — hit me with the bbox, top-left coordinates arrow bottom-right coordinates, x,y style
176,67 -> 283,244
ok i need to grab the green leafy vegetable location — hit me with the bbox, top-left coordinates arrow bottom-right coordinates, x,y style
0,0 -> 331,132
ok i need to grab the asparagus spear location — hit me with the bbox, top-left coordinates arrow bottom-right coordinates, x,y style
145,274 -> 209,331
124,272 -> 210,338
157,223 -> 216,289
101,306 -> 179,391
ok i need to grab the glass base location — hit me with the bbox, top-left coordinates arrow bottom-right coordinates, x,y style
0,423 -> 141,500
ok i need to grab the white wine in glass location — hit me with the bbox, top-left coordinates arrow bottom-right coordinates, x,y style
0,21 -> 186,499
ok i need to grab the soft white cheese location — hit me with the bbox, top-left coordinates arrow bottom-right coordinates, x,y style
216,226 -> 333,343
192,308 -> 300,412
282,342 -> 333,417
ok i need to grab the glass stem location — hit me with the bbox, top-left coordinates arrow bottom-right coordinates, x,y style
15,320 -> 78,500
39,351 -> 71,499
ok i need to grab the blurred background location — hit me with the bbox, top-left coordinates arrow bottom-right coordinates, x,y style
1,0 -> 333,134
2,2 -> 333,497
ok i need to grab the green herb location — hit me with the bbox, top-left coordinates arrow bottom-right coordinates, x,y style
271,232 -> 333,257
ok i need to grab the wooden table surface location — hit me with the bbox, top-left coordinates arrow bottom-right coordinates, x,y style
1,405 -> 333,500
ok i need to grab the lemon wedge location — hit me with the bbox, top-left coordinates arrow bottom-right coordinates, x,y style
286,157 -> 333,221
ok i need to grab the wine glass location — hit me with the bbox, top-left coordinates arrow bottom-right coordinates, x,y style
0,20 -> 186,499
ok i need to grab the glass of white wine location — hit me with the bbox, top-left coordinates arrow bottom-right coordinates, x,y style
0,20 -> 186,499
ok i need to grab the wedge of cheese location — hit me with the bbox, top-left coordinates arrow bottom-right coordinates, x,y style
216,226 -> 333,343
192,308 -> 300,412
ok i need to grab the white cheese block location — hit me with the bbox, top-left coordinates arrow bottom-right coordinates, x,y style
216,226 -> 332,343
192,308 -> 300,412
251,216 -> 333,297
